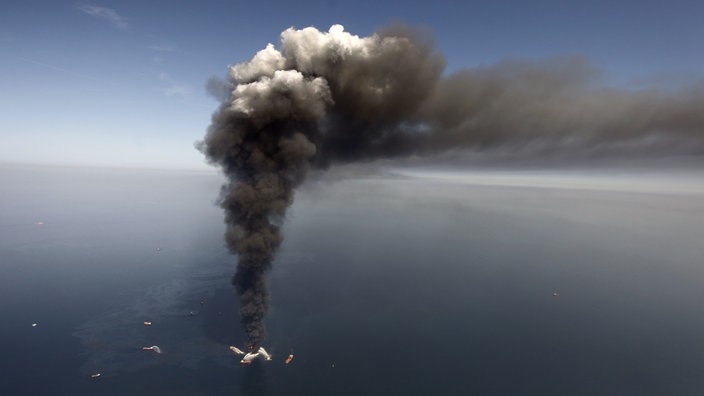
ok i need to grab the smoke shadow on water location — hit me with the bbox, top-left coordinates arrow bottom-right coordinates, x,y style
239,364 -> 270,396
249,169 -> 704,396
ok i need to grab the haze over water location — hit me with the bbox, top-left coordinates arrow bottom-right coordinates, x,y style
1,163 -> 704,395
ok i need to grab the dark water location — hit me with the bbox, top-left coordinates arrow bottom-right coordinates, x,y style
2,164 -> 704,395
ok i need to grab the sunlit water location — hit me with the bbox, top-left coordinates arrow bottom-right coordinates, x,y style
1,164 -> 703,395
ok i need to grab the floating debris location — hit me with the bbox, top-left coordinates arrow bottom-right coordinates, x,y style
35,221 -> 44,226
31,323 -> 37,327
155,247 -> 162,252
142,345 -> 162,354
552,292 -> 560,297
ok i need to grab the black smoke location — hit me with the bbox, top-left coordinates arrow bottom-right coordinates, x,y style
199,24 -> 704,348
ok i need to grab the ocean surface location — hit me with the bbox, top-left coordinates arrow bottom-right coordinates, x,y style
2,163 -> 704,395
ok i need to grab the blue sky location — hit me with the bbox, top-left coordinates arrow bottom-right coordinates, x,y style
1,0 -> 703,170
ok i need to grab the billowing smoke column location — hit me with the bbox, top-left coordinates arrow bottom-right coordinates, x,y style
199,24 -> 444,349
200,24 -> 704,348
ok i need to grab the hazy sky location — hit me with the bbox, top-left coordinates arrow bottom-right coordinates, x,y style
1,0 -> 703,170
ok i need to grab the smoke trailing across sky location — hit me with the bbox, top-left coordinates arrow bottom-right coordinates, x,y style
200,24 -> 704,348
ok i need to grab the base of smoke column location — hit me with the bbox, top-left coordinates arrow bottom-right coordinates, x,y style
231,345 -> 273,364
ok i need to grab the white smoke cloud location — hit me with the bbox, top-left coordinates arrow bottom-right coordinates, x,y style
230,70 -> 331,123
279,24 -> 374,72
230,44 -> 286,83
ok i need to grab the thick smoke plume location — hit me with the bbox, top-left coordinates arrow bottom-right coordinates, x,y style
200,24 -> 704,348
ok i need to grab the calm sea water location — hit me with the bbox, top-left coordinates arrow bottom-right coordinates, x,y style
2,164 -> 704,395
